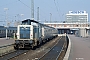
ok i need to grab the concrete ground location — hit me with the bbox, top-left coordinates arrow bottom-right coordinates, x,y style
0,38 -> 15,47
69,35 -> 90,60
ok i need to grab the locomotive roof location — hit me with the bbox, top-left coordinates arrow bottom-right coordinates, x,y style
22,19 -> 38,23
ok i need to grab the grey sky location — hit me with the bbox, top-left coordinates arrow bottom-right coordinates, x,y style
0,0 -> 90,26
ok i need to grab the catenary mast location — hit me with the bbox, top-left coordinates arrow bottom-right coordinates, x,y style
31,0 -> 34,20
37,7 -> 39,22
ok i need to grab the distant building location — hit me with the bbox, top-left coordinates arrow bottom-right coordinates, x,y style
44,11 -> 90,36
66,11 -> 88,23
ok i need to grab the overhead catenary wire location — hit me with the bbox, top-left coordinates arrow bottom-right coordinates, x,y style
56,0 -> 61,14
18,0 -> 30,8
0,0 -> 52,23
18,0 -> 47,23
18,0 -> 61,23
54,0 -> 61,20
56,0 -> 65,20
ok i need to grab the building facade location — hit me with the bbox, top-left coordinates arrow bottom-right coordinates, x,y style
66,11 -> 88,23
44,11 -> 90,37
44,23 -> 90,34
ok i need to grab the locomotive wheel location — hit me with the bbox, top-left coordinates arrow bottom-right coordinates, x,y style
14,44 -> 19,50
40,40 -> 43,45
31,45 -> 36,50
14,46 -> 16,49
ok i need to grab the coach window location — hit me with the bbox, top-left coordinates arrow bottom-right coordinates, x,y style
0,30 -> 1,33
7,30 -> 9,33
10,30 -> 11,33
4,30 -> 5,33
14,30 -> 15,33
15,30 -> 17,33
11,30 -> 13,33
2,30 -> 3,33
1,30 -> 2,33
1,30 -> 3,33
9,30 -> 10,33
8,30 -> 9,33
10,30 -> 12,33
13,30 -> 14,33
3,30 -> 4,33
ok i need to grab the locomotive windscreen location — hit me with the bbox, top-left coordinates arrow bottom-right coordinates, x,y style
20,27 -> 30,39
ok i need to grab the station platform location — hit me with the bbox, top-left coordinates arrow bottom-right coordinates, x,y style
69,35 -> 90,60
0,38 -> 15,47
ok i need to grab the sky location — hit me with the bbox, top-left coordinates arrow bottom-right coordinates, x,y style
0,0 -> 90,26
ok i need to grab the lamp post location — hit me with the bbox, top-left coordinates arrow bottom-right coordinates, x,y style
37,7 -> 39,22
50,13 -> 52,23
4,8 -> 8,39
20,14 -> 24,21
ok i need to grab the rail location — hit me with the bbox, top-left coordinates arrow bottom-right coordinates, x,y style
0,44 -> 15,56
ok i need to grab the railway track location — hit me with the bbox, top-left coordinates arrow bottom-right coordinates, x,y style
0,49 -> 29,60
0,37 -> 60,60
39,36 -> 66,60
0,36 -> 67,60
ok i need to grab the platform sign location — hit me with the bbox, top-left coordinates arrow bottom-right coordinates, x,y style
69,11 -> 86,14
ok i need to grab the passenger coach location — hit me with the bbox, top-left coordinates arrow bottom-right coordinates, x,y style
0,26 -> 17,38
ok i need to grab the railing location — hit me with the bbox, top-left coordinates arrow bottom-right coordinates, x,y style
44,22 -> 90,29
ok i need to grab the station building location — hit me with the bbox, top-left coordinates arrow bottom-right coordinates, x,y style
66,11 -> 88,23
44,11 -> 90,37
